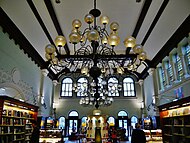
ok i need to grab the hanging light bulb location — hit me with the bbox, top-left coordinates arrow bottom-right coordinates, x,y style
124,36 -> 136,48
45,44 -> 56,54
55,35 -> 66,47
72,19 -> 82,29
108,33 -> 120,47
87,29 -> 99,42
84,14 -> 94,24
110,22 -> 119,31
69,32 -> 81,44
100,15 -> 109,25
52,57 -> 58,65
81,67 -> 89,75
138,51 -> 147,60
102,36 -> 108,45
133,44 -> 143,54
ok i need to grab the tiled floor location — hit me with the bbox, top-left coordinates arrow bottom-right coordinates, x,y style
64,138 -> 163,143
65,141 -> 163,143
65,141 -> 131,143
64,137 -> 131,143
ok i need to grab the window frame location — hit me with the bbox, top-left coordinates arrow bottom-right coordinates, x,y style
60,77 -> 73,97
123,77 -> 136,97
76,77 -> 89,97
107,77 -> 120,97
174,53 -> 183,80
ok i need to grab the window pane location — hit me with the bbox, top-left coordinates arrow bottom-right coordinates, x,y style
59,117 -> 65,129
77,77 -> 88,97
185,45 -> 190,71
61,78 -> 73,97
123,77 -> 135,96
118,111 -> 128,116
69,111 -> 79,116
131,116 -> 138,129
108,77 -> 119,96
166,61 -> 174,84
161,68 -> 166,86
81,116 -> 87,130
108,116 -> 115,126
175,54 -> 183,80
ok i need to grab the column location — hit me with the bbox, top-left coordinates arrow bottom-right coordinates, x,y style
152,70 -> 160,116
38,69 -> 47,116
50,80 -> 58,118
139,79 -> 146,119
155,67 -> 161,91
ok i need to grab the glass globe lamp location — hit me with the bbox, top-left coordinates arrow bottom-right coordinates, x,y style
72,19 -> 82,29
124,36 -> 136,48
55,35 -> 66,47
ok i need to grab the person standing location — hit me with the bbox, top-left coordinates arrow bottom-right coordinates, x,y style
30,120 -> 40,143
131,123 -> 146,143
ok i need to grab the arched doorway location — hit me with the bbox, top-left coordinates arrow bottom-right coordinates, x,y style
68,110 -> 79,135
118,110 -> 128,136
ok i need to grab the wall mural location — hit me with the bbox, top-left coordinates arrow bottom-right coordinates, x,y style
0,68 -> 38,105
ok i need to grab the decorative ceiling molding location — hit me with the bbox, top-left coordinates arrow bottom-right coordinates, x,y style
132,0 -> 152,38
141,0 -> 169,46
43,0 -> 70,55
26,0 -> 55,46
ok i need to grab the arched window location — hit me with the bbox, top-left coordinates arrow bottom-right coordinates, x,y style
107,116 -> 115,126
69,110 -> 79,116
77,77 -> 88,97
123,77 -> 135,97
58,116 -> 66,130
108,77 -> 119,96
118,110 -> 128,116
131,116 -> 138,129
61,77 -> 73,97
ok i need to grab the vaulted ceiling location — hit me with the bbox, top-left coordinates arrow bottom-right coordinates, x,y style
0,0 -> 189,81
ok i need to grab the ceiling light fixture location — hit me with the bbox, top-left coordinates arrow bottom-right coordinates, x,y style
45,0 -> 149,108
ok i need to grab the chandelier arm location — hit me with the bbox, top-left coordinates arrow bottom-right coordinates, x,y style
99,26 -> 109,38
75,45 -> 92,56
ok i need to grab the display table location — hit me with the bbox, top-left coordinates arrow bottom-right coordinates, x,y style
143,129 -> 162,142
40,137 -> 62,143
40,129 -> 62,143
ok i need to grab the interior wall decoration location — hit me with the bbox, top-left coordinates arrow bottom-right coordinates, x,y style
0,68 -> 38,105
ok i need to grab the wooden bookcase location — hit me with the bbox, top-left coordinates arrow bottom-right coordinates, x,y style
86,115 -> 109,141
0,95 -> 38,143
159,96 -> 190,143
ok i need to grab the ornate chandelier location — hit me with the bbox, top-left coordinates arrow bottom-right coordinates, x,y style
44,0 -> 149,108
74,76 -> 122,108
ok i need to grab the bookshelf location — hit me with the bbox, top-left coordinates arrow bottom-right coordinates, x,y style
0,96 -> 38,143
86,115 -> 109,141
159,96 -> 190,143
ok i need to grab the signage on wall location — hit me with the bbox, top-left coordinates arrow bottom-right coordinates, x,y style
174,87 -> 184,100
